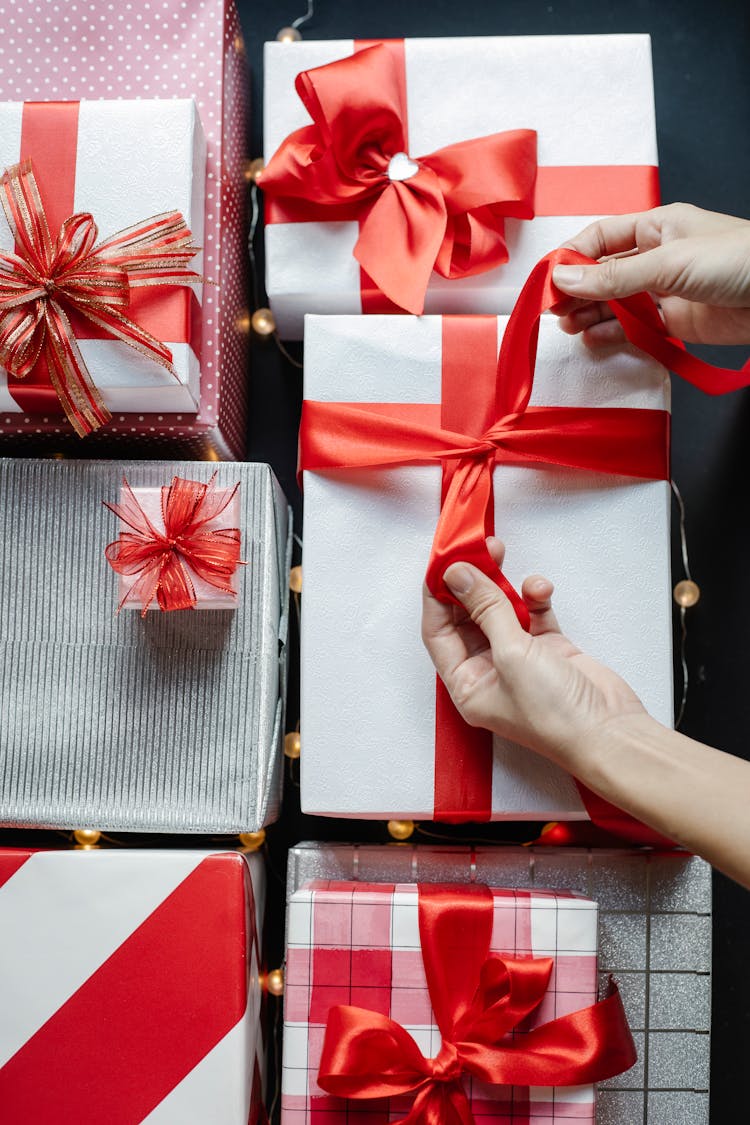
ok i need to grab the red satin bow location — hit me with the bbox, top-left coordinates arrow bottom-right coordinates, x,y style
318,884 -> 636,1124
104,474 -> 242,615
261,42 -> 537,314
0,160 -> 201,436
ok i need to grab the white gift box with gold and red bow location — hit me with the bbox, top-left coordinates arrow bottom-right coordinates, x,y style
300,311 -> 673,824
0,848 -> 267,1124
0,99 -> 205,430
262,35 -> 659,339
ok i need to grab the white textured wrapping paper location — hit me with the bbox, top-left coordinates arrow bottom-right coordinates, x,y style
0,99 -> 205,413
301,315 -> 673,820
264,35 -> 658,338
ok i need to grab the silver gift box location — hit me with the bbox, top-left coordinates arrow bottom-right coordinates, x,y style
287,843 -> 712,1125
0,459 -> 291,832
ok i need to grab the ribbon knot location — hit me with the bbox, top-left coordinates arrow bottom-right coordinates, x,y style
261,42 -> 538,314
0,159 -> 201,436
428,1041 -> 462,1084
104,474 -> 243,615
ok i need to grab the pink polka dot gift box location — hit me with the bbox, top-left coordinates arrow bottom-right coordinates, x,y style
0,0 -> 249,458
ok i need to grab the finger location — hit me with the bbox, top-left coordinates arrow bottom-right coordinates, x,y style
521,574 -> 562,637
558,302 -> 616,336
552,243 -> 685,301
421,581 -> 472,678
485,535 -> 506,570
581,318 -> 629,348
559,213 -> 646,259
548,293 -> 591,318
443,562 -> 525,653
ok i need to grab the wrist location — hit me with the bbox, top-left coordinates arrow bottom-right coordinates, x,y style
551,709 -> 664,787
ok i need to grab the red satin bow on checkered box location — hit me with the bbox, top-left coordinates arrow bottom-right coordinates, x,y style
260,42 -> 537,315
104,474 -> 242,615
0,160 -> 201,436
318,885 -> 636,1125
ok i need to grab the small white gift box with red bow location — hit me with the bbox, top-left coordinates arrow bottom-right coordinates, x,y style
263,34 -> 659,338
0,99 -> 205,433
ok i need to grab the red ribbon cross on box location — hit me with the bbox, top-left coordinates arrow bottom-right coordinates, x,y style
301,247 -> 750,838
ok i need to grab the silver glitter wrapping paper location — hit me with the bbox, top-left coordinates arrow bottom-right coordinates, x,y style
0,459 -> 291,832
287,844 -> 711,1124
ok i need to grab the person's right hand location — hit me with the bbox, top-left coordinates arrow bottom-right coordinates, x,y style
551,203 -> 750,347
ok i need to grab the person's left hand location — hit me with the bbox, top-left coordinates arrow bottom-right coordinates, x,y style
421,536 -> 646,767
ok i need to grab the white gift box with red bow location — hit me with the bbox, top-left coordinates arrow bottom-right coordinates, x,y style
0,99 -> 205,417
263,34 -> 659,338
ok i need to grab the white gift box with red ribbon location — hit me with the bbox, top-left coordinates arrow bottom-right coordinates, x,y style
0,848 -> 267,1124
0,99 -> 205,416
263,34 -> 659,338
300,313 -> 672,822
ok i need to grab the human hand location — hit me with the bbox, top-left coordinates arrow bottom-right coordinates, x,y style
551,203 -> 750,347
421,537 -> 647,768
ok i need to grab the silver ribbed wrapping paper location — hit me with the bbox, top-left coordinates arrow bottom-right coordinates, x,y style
287,844 -> 711,1124
0,459 -> 291,832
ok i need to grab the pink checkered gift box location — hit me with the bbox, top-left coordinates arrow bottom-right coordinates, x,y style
282,881 -> 607,1124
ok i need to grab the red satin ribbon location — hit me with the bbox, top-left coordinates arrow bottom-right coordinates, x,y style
0,102 -> 201,435
261,41 -> 538,315
262,40 -> 661,315
104,474 -> 242,615
318,884 -> 636,1123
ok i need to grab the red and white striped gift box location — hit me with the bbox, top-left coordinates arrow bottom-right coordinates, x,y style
282,881 -> 600,1123
0,849 -> 267,1125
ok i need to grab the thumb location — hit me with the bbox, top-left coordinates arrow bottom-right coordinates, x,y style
444,562 -> 524,650
552,244 -> 681,300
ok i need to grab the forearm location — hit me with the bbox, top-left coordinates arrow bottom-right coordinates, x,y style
564,714 -> 750,887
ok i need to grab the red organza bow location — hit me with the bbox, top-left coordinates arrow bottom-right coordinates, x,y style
318,885 -> 636,1124
260,42 -> 537,314
0,160 -> 201,436
104,474 -> 242,615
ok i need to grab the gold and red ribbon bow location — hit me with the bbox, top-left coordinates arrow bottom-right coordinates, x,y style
0,159 -> 201,436
261,42 -> 537,314
104,474 -> 242,615
318,884 -> 636,1124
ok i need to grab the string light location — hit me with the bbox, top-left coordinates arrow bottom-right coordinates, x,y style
284,730 -> 301,760
276,0 -> 314,42
387,819 -> 415,841
670,480 -> 699,729
266,967 -> 285,996
238,830 -> 266,852
251,308 -> 276,337
73,828 -> 101,849
247,169 -> 303,369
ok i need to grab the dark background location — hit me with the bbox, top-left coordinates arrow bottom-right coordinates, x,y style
238,1 -> 750,1121
0,2 -> 746,1122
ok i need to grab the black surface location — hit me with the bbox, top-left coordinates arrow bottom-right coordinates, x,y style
238,2 -> 750,1121
0,3 -> 747,1122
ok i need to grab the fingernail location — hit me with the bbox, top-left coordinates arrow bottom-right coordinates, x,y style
444,563 -> 474,595
552,265 -> 585,288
